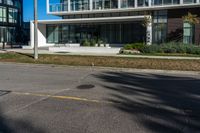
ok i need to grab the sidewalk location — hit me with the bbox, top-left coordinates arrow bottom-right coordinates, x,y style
4,48 -> 200,60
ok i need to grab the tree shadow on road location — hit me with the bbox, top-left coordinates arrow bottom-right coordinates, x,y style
94,72 -> 200,133
0,90 -> 46,133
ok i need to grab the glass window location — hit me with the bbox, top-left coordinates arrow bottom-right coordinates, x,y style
8,8 -> 18,23
152,0 -> 180,5
47,26 -> 54,43
183,22 -> 194,44
47,25 -> 59,43
7,27 -> 15,42
71,0 -> 89,11
7,0 -> 14,5
163,0 -> 172,4
93,0 -> 118,10
0,6 -> 7,22
138,0 -> 149,7
152,0 -> 162,5
0,27 -> 7,42
173,0 -> 180,4
183,0 -> 196,3
15,1 -> 21,9
153,10 -> 168,43
121,0 -> 134,8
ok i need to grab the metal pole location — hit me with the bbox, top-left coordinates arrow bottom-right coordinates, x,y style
34,0 -> 38,59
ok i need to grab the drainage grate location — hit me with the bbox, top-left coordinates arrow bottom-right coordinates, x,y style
77,84 -> 95,89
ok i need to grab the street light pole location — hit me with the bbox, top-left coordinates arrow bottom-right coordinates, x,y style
34,0 -> 38,59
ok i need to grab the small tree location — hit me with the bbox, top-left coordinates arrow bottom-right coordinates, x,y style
182,12 -> 199,44
182,12 -> 199,24
142,15 -> 152,45
142,16 -> 151,28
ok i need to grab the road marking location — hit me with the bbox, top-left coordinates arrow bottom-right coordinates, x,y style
12,92 -> 112,104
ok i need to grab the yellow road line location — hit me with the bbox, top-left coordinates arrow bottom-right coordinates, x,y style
12,92 -> 110,104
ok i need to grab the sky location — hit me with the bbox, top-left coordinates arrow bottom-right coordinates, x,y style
23,0 -> 60,22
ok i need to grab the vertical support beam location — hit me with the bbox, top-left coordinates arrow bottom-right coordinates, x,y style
149,0 -> 151,7
135,0 -> 137,8
46,0 -> 49,13
30,21 -> 34,48
68,0 -> 71,11
180,0 -> 183,4
146,15 -> 152,45
90,0 -> 93,10
197,0 -> 199,3
118,0 -> 121,9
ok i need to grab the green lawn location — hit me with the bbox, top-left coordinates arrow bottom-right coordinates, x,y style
1,52 -> 200,71
120,52 -> 200,57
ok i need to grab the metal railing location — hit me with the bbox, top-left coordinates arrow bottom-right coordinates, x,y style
49,3 -> 68,12
48,0 -> 200,13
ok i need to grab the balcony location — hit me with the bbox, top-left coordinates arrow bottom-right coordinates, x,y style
49,3 -> 68,12
48,0 -> 200,14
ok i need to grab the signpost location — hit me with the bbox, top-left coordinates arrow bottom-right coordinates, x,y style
34,0 -> 38,59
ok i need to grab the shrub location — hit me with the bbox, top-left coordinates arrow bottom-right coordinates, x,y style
123,43 -> 145,51
81,39 -> 90,46
141,42 -> 200,55
141,45 -> 163,53
124,44 -> 133,50
90,39 -> 96,47
162,44 -> 177,53
186,45 -> 200,54
97,38 -> 104,47
175,45 -> 187,53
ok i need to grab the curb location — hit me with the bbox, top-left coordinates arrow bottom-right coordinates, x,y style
0,62 -> 199,75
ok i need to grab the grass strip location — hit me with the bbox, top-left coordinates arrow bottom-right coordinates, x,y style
0,52 -> 200,71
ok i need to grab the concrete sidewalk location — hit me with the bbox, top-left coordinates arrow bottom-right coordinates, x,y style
4,48 -> 200,60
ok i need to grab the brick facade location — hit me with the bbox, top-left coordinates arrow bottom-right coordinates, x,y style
167,8 -> 200,44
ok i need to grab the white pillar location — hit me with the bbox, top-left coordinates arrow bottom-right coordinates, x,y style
46,0 -> 49,13
180,0 -> 183,4
149,0 -> 151,7
90,0 -> 93,10
68,0 -> 71,11
197,0 -> 199,3
30,21 -> 34,48
146,15 -> 152,45
135,0 -> 137,8
118,0 -> 121,9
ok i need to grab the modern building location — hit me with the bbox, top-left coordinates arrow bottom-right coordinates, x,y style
30,0 -> 200,48
22,22 -> 30,44
0,0 -> 23,48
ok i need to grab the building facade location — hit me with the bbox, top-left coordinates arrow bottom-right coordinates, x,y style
30,0 -> 200,48
0,0 -> 23,47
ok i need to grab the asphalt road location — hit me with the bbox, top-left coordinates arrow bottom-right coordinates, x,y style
0,63 -> 200,133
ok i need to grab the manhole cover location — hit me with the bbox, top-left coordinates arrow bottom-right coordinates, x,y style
77,84 -> 95,89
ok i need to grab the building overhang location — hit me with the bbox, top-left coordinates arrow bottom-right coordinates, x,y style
47,3 -> 200,15
36,16 -> 146,24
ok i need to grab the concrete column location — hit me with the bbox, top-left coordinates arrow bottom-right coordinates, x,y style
197,0 -> 199,3
118,0 -> 121,9
90,0 -> 93,10
135,0 -> 137,8
68,0 -> 71,11
30,21 -> 34,48
180,0 -> 183,4
149,0 -> 151,7
46,0 -> 49,13
146,15 -> 152,45
30,21 -> 50,48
